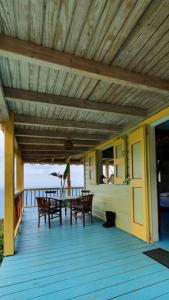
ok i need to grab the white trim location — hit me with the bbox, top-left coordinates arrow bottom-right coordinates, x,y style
148,126 -> 159,241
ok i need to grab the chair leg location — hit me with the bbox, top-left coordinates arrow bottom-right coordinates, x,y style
65,206 -> 67,215
38,214 -> 40,227
48,214 -> 51,229
91,212 -> 93,224
44,214 -> 46,223
83,212 -> 85,227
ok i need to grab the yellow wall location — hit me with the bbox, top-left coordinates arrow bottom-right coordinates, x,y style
84,152 -> 131,233
84,107 -> 169,236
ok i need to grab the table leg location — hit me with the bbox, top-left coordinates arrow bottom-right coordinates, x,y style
65,200 -> 67,215
70,201 -> 72,225
60,201 -> 62,225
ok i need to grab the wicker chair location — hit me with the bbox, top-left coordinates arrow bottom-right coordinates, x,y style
37,197 -> 61,228
72,194 -> 94,226
81,189 -> 90,196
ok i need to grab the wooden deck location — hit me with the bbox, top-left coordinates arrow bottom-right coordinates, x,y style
0,209 -> 169,299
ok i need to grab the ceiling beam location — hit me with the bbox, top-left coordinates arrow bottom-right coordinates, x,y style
22,153 -> 82,158
0,34 -> 169,95
17,137 -> 97,146
14,115 -> 121,132
15,128 -> 106,141
5,87 -> 145,117
20,145 -> 87,152
0,78 -> 9,122
24,159 -> 82,164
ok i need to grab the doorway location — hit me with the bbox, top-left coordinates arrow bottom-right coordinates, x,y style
155,120 -> 169,249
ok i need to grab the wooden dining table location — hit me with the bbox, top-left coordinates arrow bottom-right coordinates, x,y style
49,195 -> 82,225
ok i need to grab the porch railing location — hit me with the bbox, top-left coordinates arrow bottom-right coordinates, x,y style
24,187 -> 84,208
14,190 -> 24,238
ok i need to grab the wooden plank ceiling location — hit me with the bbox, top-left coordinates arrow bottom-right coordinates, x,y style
0,0 -> 169,164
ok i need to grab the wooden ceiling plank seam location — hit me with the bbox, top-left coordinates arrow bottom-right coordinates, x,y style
0,35 -> 169,95
112,0 -> 167,68
29,0 -> 45,45
138,30 -> 169,75
85,1 -> 122,60
147,56 -> 169,78
103,0 -> 152,64
94,0 -> 138,62
64,0 -> 92,54
41,0 -> 61,49
88,81 -> 112,102
5,87 -> 146,117
74,0 -> 108,57
0,0 -> 16,36
80,78 -> 98,100
55,0 -> 77,51
126,14 -> 169,72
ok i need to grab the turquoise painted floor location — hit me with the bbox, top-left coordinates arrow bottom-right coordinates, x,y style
1,209 -> 169,299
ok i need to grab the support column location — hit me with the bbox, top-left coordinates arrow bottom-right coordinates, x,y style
67,161 -> 71,196
16,151 -> 24,192
16,151 -> 24,209
105,160 -> 109,184
4,113 -> 14,256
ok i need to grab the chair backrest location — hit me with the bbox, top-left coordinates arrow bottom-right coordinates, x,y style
37,197 -> 49,209
81,190 -> 90,196
45,191 -> 56,198
82,194 -> 94,210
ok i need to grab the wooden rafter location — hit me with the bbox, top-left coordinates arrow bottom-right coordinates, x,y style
24,159 -> 82,164
5,87 -> 145,117
22,152 -> 82,158
0,78 -> 9,122
20,145 -> 88,152
14,115 -> 121,132
15,128 -> 106,141
0,34 -> 169,95
17,137 -> 97,146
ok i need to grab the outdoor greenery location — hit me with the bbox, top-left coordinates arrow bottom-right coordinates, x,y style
0,219 -> 3,263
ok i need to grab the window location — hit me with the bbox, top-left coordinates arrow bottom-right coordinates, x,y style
101,146 -> 114,184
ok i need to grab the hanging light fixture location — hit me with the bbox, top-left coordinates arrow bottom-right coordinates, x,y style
64,138 -> 74,150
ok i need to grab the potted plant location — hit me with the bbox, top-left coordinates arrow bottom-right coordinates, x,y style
50,163 -> 70,197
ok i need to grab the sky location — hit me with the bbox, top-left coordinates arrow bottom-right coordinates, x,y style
0,129 -> 84,190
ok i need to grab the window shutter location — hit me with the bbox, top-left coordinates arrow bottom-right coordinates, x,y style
114,137 -> 126,184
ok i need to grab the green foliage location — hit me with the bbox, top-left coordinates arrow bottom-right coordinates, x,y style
63,163 -> 70,181
50,163 -> 70,182
0,219 -> 3,264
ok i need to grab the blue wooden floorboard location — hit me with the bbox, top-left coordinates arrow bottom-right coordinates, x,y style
0,209 -> 169,299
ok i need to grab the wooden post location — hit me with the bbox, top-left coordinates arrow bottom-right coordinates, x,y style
16,151 -> 24,209
16,151 -> 24,192
105,160 -> 109,184
67,161 -> 71,196
4,113 -> 15,256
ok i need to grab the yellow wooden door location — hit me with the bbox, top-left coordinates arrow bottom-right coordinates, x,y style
129,126 -> 149,242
